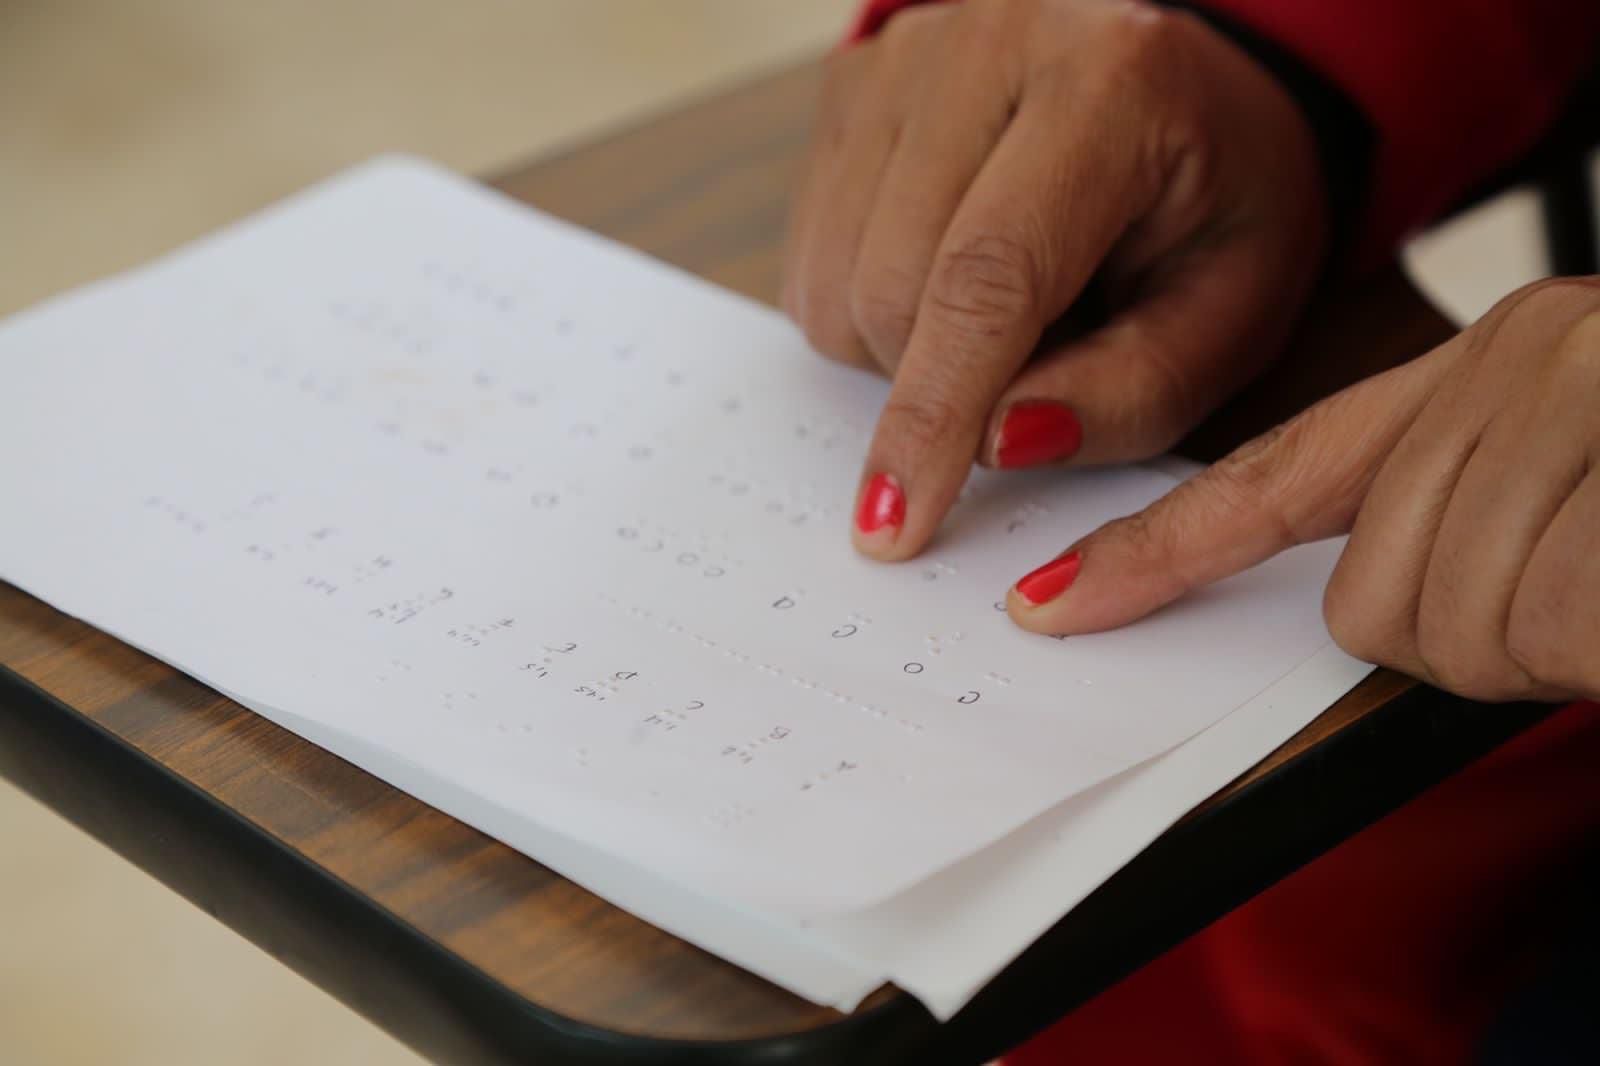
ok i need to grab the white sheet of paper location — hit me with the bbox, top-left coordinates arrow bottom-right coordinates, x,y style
816,642 -> 1371,1017
0,157 -> 1369,1015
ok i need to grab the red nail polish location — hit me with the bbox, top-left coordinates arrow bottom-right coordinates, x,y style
1015,551 -> 1081,606
995,401 -> 1083,469
856,473 -> 906,534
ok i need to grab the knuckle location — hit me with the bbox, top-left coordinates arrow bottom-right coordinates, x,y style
1119,395 -> 1188,458
1505,592 -> 1592,695
958,0 -> 1022,41
1220,399 -> 1364,539
820,45 -> 851,82
1065,3 -> 1181,105
1322,580 -> 1385,666
1413,620 -> 1468,693
1415,611 -> 1520,701
820,46 -> 866,108
1521,274 -> 1600,302
877,2 -> 945,53
1504,605 -> 1559,686
1103,2 -> 1183,68
879,384 -> 971,453
797,290 -> 859,363
875,6 -> 918,44
1206,463 -> 1273,528
1468,280 -> 1600,381
1206,423 -> 1299,539
1217,424 -> 1285,490
927,231 -> 1038,332
1498,276 -> 1600,322
850,267 -> 920,358
1553,308 -> 1600,375
1105,508 -> 1182,580
1111,341 -> 1197,455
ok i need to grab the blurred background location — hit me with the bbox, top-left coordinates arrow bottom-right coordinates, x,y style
0,1 -> 1583,1064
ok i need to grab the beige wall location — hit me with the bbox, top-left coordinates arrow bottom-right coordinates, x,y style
0,1 -> 857,316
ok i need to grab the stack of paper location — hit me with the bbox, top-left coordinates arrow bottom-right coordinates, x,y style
0,158 -> 1368,1017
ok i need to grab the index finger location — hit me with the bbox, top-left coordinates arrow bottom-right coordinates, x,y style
1007,348 -> 1452,634
852,84 -> 1146,560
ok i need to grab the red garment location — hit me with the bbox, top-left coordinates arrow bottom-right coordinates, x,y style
848,0 -> 1600,264
1007,703 -> 1600,1065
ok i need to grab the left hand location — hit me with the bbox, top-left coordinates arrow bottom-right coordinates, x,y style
1007,277 -> 1600,703
781,0 -> 1329,561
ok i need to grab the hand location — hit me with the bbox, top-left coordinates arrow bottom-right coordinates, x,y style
782,0 -> 1328,560
1008,278 -> 1600,704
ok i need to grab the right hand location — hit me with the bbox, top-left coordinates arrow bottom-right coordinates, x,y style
1009,278 -> 1600,704
781,0 -> 1330,560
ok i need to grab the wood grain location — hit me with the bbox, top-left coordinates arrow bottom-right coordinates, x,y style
0,59 -> 1465,1056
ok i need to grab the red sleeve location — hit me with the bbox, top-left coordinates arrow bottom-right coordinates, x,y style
1196,0 -> 1600,260
1005,701 -> 1600,1064
848,0 -> 1600,263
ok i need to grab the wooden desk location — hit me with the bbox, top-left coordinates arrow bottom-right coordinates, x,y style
0,62 -> 1557,1065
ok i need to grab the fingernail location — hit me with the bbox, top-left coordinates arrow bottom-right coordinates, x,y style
994,401 -> 1083,468
1015,551 -> 1082,606
855,472 -> 906,535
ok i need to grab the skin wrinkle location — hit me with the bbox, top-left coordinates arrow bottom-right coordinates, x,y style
1404,430 -> 1484,694
1507,469 -> 1600,697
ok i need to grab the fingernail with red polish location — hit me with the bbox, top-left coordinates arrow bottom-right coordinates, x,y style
1015,551 -> 1081,606
995,401 -> 1083,468
856,472 -> 906,535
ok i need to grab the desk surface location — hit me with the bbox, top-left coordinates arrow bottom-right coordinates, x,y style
0,62 -> 1556,1065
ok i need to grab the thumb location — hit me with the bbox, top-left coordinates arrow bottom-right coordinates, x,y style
1006,345 -> 1454,635
984,241 -> 1298,470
